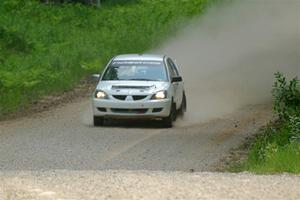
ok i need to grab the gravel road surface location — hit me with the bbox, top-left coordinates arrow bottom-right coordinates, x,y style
0,98 -> 271,171
1,98 -> 299,199
1,171 -> 300,200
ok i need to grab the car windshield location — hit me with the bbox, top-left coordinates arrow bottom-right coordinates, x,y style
102,60 -> 167,81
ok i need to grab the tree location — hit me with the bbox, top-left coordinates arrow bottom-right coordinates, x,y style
96,0 -> 101,7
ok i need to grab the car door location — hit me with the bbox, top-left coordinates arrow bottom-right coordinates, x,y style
167,58 -> 183,109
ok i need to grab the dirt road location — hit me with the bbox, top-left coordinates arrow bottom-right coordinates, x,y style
1,97 -> 300,199
0,98 -> 271,172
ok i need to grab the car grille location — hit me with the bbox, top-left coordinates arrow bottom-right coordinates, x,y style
152,108 -> 163,113
111,108 -> 148,114
112,95 -> 147,101
132,95 -> 147,101
113,95 -> 127,100
97,107 -> 107,112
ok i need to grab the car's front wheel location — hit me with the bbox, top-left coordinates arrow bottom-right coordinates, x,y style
94,116 -> 104,126
162,102 -> 176,128
178,92 -> 187,116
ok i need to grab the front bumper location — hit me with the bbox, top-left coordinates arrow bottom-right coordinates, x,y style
92,98 -> 172,119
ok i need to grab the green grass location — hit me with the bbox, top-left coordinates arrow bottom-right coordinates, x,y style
233,123 -> 300,174
0,0 -> 214,117
247,143 -> 300,173
231,73 -> 300,174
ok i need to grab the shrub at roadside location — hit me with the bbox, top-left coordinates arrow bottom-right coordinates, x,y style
238,72 -> 300,173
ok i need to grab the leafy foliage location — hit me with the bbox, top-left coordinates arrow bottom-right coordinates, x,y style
0,26 -> 33,54
0,0 -> 214,117
272,72 -> 300,120
272,72 -> 300,142
235,72 -> 300,173
39,0 -> 139,6
289,115 -> 300,142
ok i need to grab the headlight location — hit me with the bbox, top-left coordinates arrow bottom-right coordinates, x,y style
95,90 -> 108,99
151,90 -> 167,100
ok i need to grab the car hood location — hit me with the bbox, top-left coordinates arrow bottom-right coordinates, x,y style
96,81 -> 170,95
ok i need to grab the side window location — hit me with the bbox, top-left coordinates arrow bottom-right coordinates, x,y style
167,58 -> 179,76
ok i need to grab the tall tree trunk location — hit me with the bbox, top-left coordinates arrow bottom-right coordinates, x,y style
96,0 -> 101,7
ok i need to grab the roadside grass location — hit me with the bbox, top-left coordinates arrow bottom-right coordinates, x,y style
247,143 -> 300,173
231,73 -> 300,174
231,123 -> 300,174
0,0 -> 214,118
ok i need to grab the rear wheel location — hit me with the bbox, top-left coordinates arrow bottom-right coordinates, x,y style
162,102 -> 176,128
94,116 -> 104,126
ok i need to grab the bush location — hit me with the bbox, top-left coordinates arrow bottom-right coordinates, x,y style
272,72 -> 300,120
0,26 -> 33,54
237,72 -> 300,173
273,72 -> 300,142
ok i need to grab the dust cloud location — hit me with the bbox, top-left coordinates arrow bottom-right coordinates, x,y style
153,0 -> 300,125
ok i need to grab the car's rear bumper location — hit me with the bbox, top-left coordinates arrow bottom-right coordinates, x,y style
92,98 -> 172,119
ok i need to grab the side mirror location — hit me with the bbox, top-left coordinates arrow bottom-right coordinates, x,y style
171,76 -> 182,83
92,74 -> 101,82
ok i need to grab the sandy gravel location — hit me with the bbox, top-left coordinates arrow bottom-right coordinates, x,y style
1,170 -> 300,200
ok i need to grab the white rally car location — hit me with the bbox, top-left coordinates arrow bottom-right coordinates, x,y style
92,54 -> 186,127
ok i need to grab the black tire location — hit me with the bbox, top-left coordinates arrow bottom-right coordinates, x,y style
162,102 -> 176,128
94,116 -> 104,126
178,92 -> 187,116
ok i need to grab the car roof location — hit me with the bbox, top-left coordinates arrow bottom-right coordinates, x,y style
113,54 -> 165,62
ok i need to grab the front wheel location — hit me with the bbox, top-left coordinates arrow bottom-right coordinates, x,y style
162,102 -> 176,128
178,92 -> 187,116
94,116 -> 104,126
